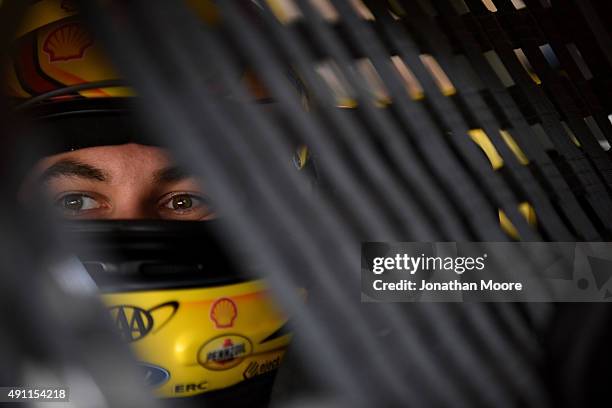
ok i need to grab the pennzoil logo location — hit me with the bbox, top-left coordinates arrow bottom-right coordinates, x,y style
210,297 -> 237,329
197,335 -> 252,370
42,22 -> 94,62
108,301 -> 179,342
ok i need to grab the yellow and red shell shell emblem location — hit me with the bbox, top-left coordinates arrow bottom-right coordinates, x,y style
42,22 -> 93,62
210,297 -> 238,328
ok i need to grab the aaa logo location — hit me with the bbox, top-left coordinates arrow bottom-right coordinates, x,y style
108,301 -> 179,342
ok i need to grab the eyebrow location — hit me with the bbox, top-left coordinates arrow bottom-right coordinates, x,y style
152,166 -> 194,184
40,159 -> 108,183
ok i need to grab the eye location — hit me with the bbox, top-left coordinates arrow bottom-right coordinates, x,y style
159,193 -> 215,220
163,194 -> 196,211
55,193 -> 102,215
165,194 -> 202,211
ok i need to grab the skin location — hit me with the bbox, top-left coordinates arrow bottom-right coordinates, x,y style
21,143 -> 215,220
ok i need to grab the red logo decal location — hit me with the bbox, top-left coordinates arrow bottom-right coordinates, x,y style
43,22 -> 93,62
210,298 -> 237,328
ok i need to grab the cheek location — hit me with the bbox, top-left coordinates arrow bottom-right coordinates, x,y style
200,212 -> 218,221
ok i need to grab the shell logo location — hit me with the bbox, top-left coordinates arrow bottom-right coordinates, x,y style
210,297 -> 237,329
42,22 -> 94,62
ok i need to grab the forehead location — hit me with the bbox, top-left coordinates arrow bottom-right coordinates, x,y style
35,143 -> 173,176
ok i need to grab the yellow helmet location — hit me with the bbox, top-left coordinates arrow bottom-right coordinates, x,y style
7,0 -> 296,402
5,0 -> 273,105
7,0 -> 131,101
75,220 -> 294,402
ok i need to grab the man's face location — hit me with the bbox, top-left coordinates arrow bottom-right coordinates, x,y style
22,143 -> 215,220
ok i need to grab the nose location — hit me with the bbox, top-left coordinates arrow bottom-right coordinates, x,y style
108,195 -> 159,220
109,209 -> 156,220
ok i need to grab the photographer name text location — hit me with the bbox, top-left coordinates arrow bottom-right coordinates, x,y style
373,279 -> 523,291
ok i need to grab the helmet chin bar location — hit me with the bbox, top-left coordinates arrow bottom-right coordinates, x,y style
62,219 -> 250,292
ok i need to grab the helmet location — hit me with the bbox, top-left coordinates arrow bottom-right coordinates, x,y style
6,0 -> 305,403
